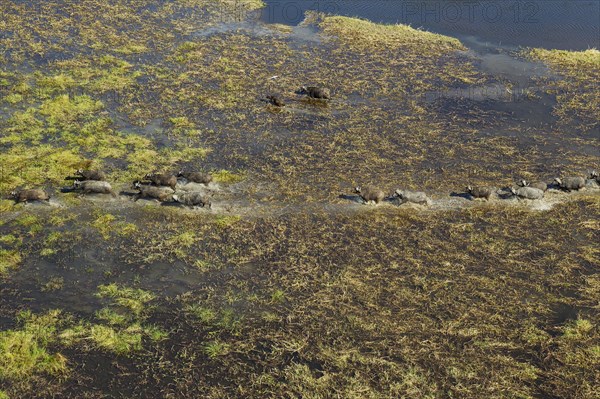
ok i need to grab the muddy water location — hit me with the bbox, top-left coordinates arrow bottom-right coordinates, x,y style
6,253 -> 255,316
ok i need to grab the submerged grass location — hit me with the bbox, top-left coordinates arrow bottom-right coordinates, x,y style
0,195 -> 599,398
56,284 -> 166,355
112,197 -> 598,398
0,1 -> 598,398
96,283 -> 156,317
526,48 -> 600,132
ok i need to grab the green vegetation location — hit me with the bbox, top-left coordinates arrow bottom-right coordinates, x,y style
211,170 -> 245,183
14,214 -> 43,234
40,95 -> 104,131
89,324 -> 144,353
528,48 -> 600,71
527,48 -> 600,131
40,231 -> 64,257
57,285 -> 166,355
214,215 -> 241,229
0,234 -> 19,245
0,0 -> 598,398
102,196 -> 596,398
0,200 -> 14,213
546,317 -> 599,397
89,213 -> 141,239
91,213 -> 117,240
166,231 -> 197,249
1,193 -> 599,398
561,318 -> 594,340
0,311 -> 67,382
204,340 -> 230,358
319,14 -> 464,52
50,56 -> 143,94
185,304 -> 217,324
0,234 -> 22,278
0,249 -> 22,275
96,283 -> 156,317
270,289 -> 286,303
41,276 -> 64,292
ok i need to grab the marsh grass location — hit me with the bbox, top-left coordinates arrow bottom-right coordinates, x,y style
204,340 -> 230,358
0,59 -> 210,194
561,318 -> 594,340
91,213 -> 117,240
0,7 -> 594,200
55,285 -> 167,355
0,195 -> 598,397
88,324 -> 144,354
0,1 -> 598,398
270,289 -> 286,303
214,215 -> 241,229
526,48 -> 600,132
96,308 -> 129,326
185,304 -> 217,324
104,197 -> 596,398
211,170 -> 245,183
318,14 -> 464,53
166,231 -> 197,249
0,234 -> 20,245
0,331 -> 66,380
0,311 -> 67,382
40,276 -> 64,292
0,200 -> 14,213
96,283 -> 156,317
0,249 -> 22,275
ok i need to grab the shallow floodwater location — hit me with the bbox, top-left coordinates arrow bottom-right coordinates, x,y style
262,0 -> 600,50
1,1 -> 599,398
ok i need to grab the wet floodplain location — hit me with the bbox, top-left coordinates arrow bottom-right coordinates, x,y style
1,1 -> 599,398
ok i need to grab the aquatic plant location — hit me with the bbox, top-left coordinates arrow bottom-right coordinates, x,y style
204,340 -> 230,358
88,324 -> 144,354
0,311 -> 67,381
0,0 -> 598,397
96,283 -> 156,317
0,249 -> 22,275
55,285 -> 166,355
211,170 -> 245,183
527,48 -> 600,132
185,304 -> 217,324
318,14 -> 464,52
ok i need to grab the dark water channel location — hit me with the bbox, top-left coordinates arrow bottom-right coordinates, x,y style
261,0 -> 600,50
